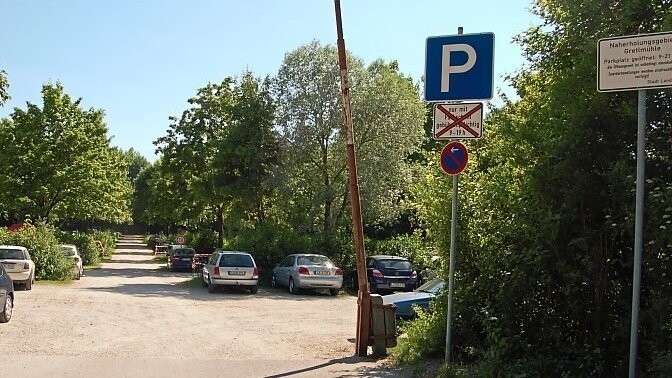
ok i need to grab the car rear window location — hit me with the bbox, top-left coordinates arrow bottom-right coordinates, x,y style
173,248 -> 195,257
297,255 -> 332,267
377,259 -> 412,270
218,254 -> 254,268
0,248 -> 25,260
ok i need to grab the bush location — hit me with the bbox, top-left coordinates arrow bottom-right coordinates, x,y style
393,292 -> 448,364
368,232 -> 437,269
56,230 -> 100,266
225,224 -> 311,269
186,229 -> 218,254
0,224 -> 72,280
92,230 -> 116,257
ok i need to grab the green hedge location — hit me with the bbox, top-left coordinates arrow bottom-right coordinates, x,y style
56,230 -> 100,266
92,230 -> 116,257
0,224 -> 72,280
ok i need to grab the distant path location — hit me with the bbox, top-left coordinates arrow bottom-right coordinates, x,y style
0,235 -> 411,377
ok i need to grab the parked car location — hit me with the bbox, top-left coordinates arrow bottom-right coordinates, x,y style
60,244 -> 83,280
366,255 -> 418,293
0,263 -> 14,323
0,245 -> 35,290
167,247 -> 195,272
271,254 -> 343,296
165,244 -> 187,257
202,251 -> 258,294
382,278 -> 445,318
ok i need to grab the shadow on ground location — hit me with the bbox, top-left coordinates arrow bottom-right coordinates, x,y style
262,356 -> 413,378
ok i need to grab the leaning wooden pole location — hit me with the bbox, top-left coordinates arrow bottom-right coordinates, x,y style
333,0 -> 371,357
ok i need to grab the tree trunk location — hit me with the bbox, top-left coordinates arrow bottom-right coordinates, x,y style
216,205 -> 224,248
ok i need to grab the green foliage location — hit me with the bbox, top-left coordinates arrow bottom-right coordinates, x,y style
367,232 -> 437,269
185,229 -> 218,254
0,224 -> 72,280
224,224 -> 311,269
92,230 -> 116,257
55,230 -> 100,266
393,294 -> 447,364
0,83 -> 132,224
0,69 -> 9,107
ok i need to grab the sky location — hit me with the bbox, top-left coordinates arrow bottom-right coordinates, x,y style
0,0 -> 540,161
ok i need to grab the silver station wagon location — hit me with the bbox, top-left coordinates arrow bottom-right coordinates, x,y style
202,251 -> 259,294
271,254 -> 343,296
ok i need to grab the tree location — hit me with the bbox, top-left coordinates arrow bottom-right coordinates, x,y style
0,70 -> 9,107
154,73 -> 279,246
0,83 -> 131,223
400,0 -> 672,375
122,148 -> 150,184
272,42 -> 425,253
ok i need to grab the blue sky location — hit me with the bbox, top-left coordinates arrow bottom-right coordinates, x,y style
0,1 -> 539,161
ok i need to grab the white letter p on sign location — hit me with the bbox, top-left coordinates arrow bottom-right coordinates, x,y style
441,44 -> 476,92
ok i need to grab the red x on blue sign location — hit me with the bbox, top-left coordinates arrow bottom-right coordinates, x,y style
440,142 -> 468,175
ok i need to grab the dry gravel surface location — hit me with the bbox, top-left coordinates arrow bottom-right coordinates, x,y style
0,236 -> 415,378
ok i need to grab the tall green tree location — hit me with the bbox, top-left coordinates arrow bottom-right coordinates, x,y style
272,42 -> 425,253
0,83 -> 131,223
154,73 -> 279,246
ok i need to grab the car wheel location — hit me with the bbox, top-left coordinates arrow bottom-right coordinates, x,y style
207,279 -> 217,293
250,285 -> 258,294
289,278 -> 297,295
0,295 -> 12,323
25,274 -> 33,291
271,274 -> 277,288
329,288 -> 339,296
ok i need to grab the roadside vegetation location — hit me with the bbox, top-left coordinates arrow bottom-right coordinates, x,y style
0,0 -> 670,375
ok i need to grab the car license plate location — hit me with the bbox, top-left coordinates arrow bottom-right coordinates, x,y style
181,258 -> 191,261
390,282 -> 405,288
314,270 -> 330,275
228,271 -> 245,276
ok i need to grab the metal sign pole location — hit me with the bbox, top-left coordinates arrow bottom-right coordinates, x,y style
445,173 -> 459,362
628,89 -> 646,378
444,25 -> 463,364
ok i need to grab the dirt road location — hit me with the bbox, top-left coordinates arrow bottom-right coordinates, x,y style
0,236 -> 410,377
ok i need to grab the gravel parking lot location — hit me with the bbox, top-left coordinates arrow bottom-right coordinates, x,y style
0,236 -> 410,377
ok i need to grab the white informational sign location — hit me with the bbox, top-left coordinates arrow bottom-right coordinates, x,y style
598,31 -> 672,92
433,102 -> 483,140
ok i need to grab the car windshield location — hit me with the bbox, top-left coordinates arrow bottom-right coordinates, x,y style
417,278 -> 445,294
173,248 -> 195,257
377,259 -> 412,270
61,246 -> 77,256
0,248 -> 25,260
297,255 -> 332,267
218,254 -> 254,268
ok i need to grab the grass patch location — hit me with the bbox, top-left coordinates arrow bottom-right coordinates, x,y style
178,276 -> 204,288
84,264 -> 102,270
153,255 -> 168,263
35,279 -> 73,286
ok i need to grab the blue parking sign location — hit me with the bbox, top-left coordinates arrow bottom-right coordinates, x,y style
424,32 -> 494,102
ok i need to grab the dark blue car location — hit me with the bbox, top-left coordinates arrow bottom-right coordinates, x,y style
0,263 -> 14,323
383,278 -> 445,318
366,255 -> 419,293
167,247 -> 196,272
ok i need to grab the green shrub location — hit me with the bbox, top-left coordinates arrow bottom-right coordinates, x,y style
186,229 -> 218,254
0,224 -> 72,280
225,224 -> 311,269
56,230 -> 100,266
393,292 -> 448,364
368,232 -> 437,269
92,230 -> 116,257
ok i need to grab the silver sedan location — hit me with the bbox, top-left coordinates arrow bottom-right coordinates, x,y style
271,254 -> 343,296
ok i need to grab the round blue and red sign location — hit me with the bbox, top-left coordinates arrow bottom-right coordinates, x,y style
440,142 -> 469,175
